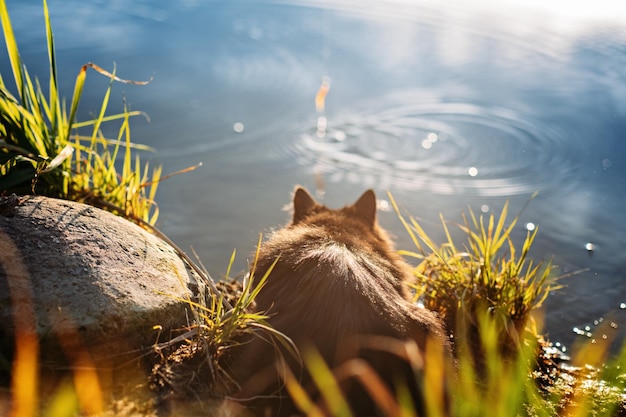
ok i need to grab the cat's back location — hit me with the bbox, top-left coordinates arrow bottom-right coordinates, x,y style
253,187 -> 413,307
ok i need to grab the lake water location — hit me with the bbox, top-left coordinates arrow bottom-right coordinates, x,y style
3,0 -> 626,353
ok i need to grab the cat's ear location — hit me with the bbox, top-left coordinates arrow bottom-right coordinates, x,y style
293,186 -> 317,223
353,189 -> 377,227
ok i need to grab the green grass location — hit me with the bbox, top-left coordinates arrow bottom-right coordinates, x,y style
151,238 -> 298,401
271,302 -> 626,417
180,242 -> 296,365
389,192 -> 559,363
0,0 -> 164,224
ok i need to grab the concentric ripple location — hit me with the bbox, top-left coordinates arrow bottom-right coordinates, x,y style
295,101 -> 577,196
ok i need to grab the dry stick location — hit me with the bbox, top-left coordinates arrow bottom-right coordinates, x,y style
154,327 -> 199,350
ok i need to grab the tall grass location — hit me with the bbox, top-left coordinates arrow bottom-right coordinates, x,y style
389,193 -> 559,364
277,310 -> 626,417
151,239 -> 298,403
0,0 -> 163,224
0,2 -> 201,415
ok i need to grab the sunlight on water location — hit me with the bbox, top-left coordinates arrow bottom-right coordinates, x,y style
364,0 -> 626,26
233,122 -> 245,133
471,0 -> 626,24
315,76 -> 331,112
297,96 -> 576,196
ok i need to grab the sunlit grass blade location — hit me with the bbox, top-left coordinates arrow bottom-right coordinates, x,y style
43,0 -> 60,132
439,212 -> 458,254
65,64 -> 87,142
0,0 -> 23,97
41,144 -> 73,172
387,191 -> 425,254
304,348 -> 353,417
281,357 -> 326,417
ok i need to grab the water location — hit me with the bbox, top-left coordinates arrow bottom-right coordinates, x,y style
2,0 -> 626,352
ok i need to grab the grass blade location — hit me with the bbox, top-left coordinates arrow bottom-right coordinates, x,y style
0,0 -> 24,97
65,65 -> 87,142
43,0 -> 60,132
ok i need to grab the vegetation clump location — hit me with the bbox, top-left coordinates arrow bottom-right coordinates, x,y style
1,0 -> 162,224
390,194 -> 558,364
149,246 -> 291,407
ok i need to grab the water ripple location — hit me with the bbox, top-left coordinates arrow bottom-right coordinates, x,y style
294,100 -> 578,196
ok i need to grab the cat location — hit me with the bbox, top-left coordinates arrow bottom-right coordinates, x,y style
231,186 -> 452,416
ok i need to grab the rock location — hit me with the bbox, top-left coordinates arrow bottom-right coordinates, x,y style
0,196 -> 198,368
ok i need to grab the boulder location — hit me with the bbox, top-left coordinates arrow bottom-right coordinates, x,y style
0,195 -> 198,368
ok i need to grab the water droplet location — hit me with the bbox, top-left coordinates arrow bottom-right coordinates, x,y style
377,199 -> 391,212
317,116 -> 327,131
422,139 -> 433,149
620,303 -> 626,309
526,222 -> 536,231
427,132 -> 438,143
334,131 -> 347,141
585,242 -> 596,252
233,122 -> 245,133
480,204 -> 489,213
468,167 -> 478,177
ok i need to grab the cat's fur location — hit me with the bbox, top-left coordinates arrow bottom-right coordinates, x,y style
232,187 -> 451,416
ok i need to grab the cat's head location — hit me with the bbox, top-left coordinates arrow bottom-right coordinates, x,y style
290,186 -> 377,229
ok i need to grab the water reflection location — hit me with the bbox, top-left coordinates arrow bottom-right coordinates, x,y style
299,96 -> 577,196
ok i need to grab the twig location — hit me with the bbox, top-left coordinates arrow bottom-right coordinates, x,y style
154,327 -> 199,350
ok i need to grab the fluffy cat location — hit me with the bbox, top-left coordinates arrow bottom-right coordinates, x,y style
232,187 -> 451,416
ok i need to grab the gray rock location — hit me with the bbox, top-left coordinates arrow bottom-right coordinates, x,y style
0,196 -> 197,367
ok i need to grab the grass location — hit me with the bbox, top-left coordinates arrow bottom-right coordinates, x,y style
0,0 -> 166,225
150,239 -> 298,403
389,192 -> 559,364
